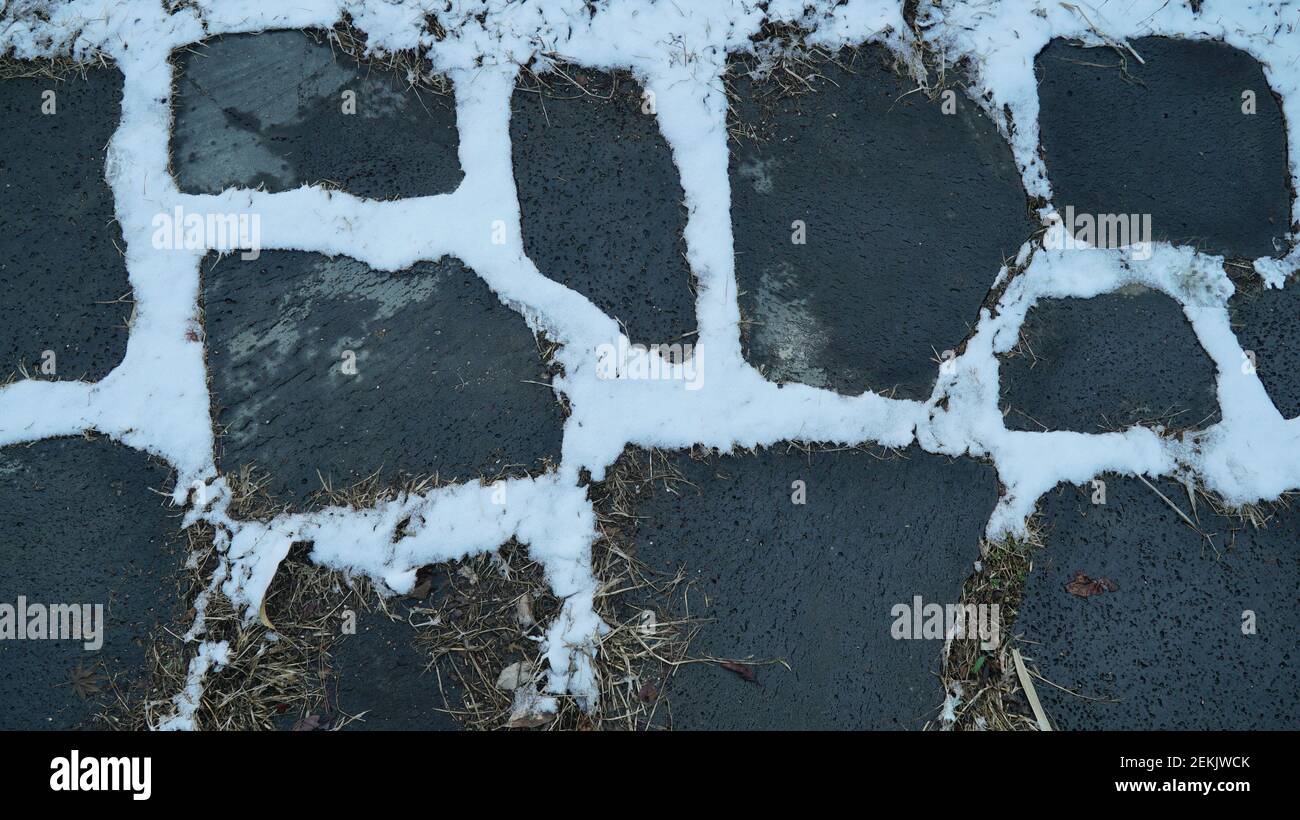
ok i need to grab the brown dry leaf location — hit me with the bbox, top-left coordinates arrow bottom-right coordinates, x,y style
69,662 -> 104,700
718,660 -> 757,683
1065,570 -> 1119,598
292,714 -> 322,731
516,593 -> 535,629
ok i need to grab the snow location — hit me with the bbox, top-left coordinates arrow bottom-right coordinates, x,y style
0,0 -> 1296,726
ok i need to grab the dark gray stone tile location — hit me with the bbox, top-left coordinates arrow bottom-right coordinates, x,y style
1000,290 -> 1219,433
0,437 -> 182,730
511,71 -> 695,346
1017,477 -> 1299,730
633,446 -> 997,729
172,31 -> 462,199
1229,276 -> 1300,419
0,66 -> 129,381
329,604 -> 459,731
203,251 -> 563,507
729,49 -> 1031,399
1037,37 -> 1292,259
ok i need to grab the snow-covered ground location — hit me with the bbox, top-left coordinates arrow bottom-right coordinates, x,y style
0,0 -> 1296,726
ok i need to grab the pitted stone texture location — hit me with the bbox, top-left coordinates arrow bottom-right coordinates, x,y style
1229,277 -> 1300,419
1000,290 -> 1219,433
729,50 -> 1031,400
0,67 -> 129,381
329,604 -> 460,731
172,31 -> 462,199
1017,477 -> 1300,730
633,446 -> 997,729
511,71 -> 695,347
0,437 -> 182,730
1037,37 -> 1291,259
204,251 -> 563,507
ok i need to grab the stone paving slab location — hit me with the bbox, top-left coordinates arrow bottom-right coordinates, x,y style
172,31 -> 462,199
1000,290 -> 1220,433
329,603 -> 460,731
0,437 -> 181,730
0,66 -> 129,381
1229,277 -> 1300,419
1037,37 -> 1290,260
633,446 -> 997,729
1016,477 -> 1299,730
511,70 -> 696,347
729,49 -> 1032,399
204,251 -> 564,507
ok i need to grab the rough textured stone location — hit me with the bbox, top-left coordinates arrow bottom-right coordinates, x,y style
1017,477 -> 1299,730
0,437 -> 181,730
511,71 -> 695,347
204,251 -> 564,507
729,49 -> 1031,399
172,31 -> 462,199
0,67 -> 129,381
633,446 -> 997,729
1037,37 -> 1292,260
1000,290 -> 1219,433
1229,276 -> 1300,419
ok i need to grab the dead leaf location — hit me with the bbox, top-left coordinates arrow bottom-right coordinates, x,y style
718,660 -> 757,683
638,681 -> 659,702
457,565 -> 479,585
1065,570 -> 1119,598
516,593 -> 535,629
69,662 -> 104,700
292,714 -> 322,731
496,661 -> 532,691
258,597 -> 276,630
505,685 -> 554,729
407,578 -> 432,600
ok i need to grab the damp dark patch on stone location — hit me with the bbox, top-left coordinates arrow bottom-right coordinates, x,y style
1000,290 -> 1219,433
328,603 -> 460,731
511,70 -> 695,347
1016,477 -> 1299,730
634,446 -> 997,729
1036,37 -> 1292,260
1228,276 -> 1300,419
0,65 -> 130,381
0,437 -> 182,730
728,49 -> 1031,400
203,251 -> 563,508
172,31 -> 462,199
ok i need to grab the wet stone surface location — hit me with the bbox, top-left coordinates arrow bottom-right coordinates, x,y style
729,49 -> 1031,400
1017,477 -> 1300,730
172,31 -> 462,199
511,71 -> 695,347
1229,277 -> 1300,419
634,446 -> 997,729
0,66 -> 130,381
1037,37 -> 1292,260
328,603 -> 459,731
203,251 -> 563,507
1000,290 -> 1219,433
0,437 -> 182,730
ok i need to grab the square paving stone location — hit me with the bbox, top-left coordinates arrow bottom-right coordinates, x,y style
511,70 -> 696,347
1036,37 -> 1291,260
1000,290 -> 1219,433
172,31 -> 462,199
0,437 -> 183,730
632,446 -> 998,729
1016,477 -> 1299,730
729,49 -> 1032,400
0,65 -> 130,381
203,251 -> 564,507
